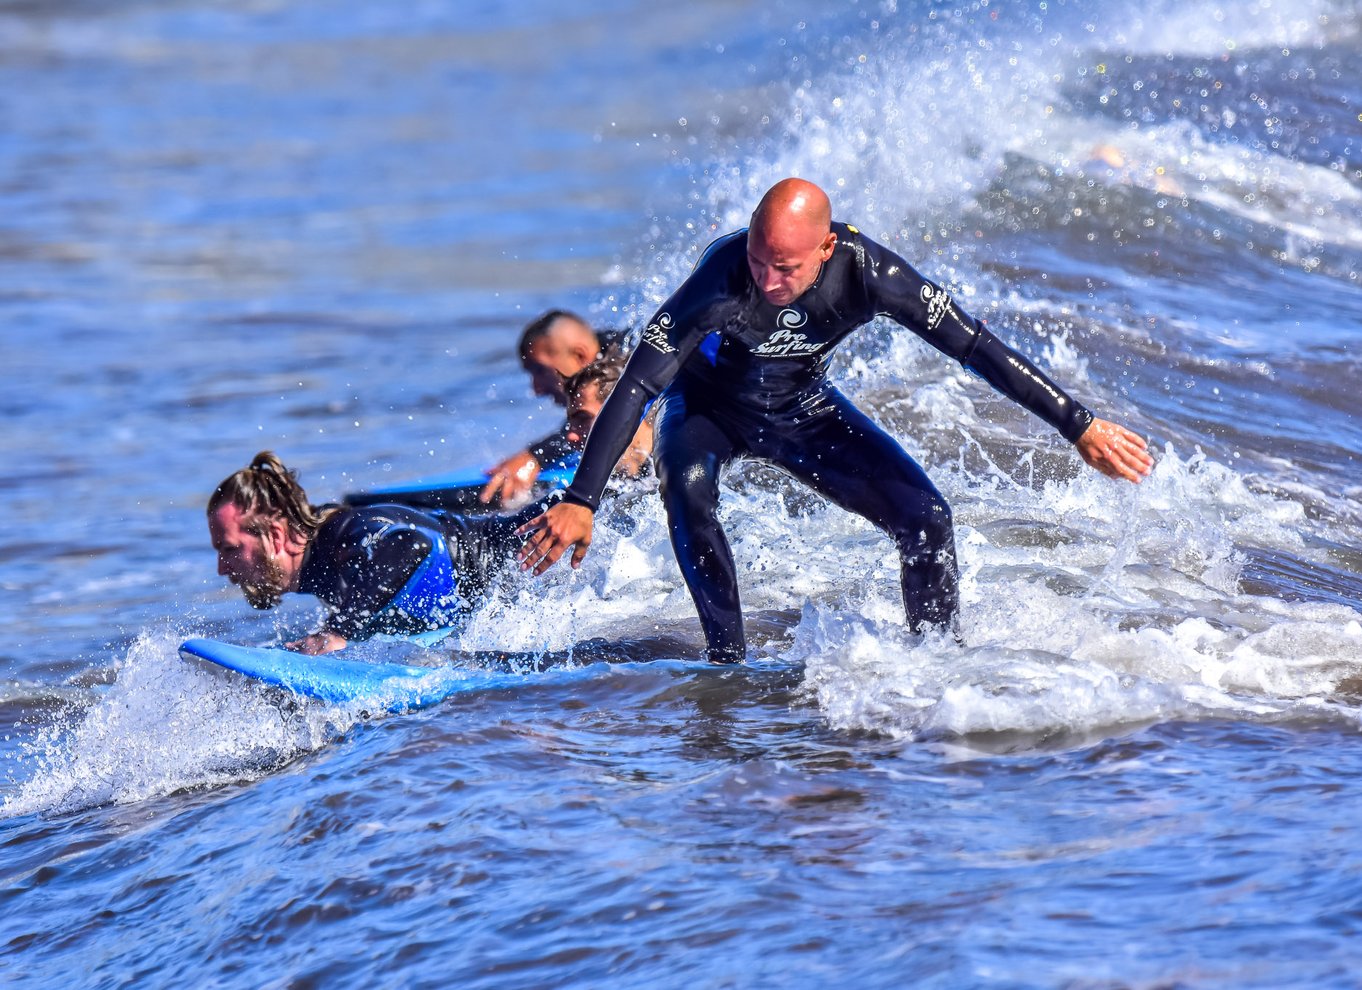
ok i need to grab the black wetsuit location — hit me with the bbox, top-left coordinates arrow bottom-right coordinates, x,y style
297,500 -> 550,641
564,223 -> 1093,661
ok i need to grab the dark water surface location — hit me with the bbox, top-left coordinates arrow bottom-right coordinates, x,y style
3,1 -> 1361,987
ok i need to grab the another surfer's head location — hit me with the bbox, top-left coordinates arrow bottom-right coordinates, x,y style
563,354 -> 627,447
563,354 -> 654,477
517,309 -> 600,405
747,178 -> 836,308
207,451 -> 323,609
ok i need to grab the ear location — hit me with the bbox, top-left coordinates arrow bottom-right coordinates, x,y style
571,340 -> 595,363
819,231 -> 838,261
266,518 -> 291,557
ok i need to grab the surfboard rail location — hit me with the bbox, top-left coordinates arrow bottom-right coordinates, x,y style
179,637 -> 483,712
342,457 -> 578,510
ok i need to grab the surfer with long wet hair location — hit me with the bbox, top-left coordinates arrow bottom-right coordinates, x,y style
208,451 -> 557,654
517,178 -> 1153,662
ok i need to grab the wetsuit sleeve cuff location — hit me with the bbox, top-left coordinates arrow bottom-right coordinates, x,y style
562,488 -> 599,512
324,612 -> 366,641
1062,405 -> 1095,444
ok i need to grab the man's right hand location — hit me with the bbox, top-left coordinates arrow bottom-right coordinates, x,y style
516,501 -> 595,575
480,449 -> 541,505
1074,417 -> 1154,484
286,631 -> 347,655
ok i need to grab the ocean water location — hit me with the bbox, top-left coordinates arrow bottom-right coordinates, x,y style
2,1 -> 1361,986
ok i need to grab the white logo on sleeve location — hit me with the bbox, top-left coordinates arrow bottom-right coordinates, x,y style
641,313 -> 678,354
920,284 -> 955,330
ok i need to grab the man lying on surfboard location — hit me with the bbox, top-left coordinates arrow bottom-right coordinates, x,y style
208,451 -> 559,655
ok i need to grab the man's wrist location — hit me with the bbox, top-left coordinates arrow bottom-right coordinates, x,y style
1063,406 -> 1095,444
562,489 -> 598,512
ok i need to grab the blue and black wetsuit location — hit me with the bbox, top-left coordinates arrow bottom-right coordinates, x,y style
297,499 -> 551,641
563,223 -> 1093,662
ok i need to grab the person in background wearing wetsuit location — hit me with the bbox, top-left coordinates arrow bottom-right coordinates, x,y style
479,310 -> 625,506
208,451 -> 553,655
564,353 -> 655,477
518,178 -> 1154,663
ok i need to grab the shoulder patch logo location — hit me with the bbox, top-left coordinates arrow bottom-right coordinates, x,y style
845,224 -> 859,234
920,284 -> 954,330
641,313 -> 678,354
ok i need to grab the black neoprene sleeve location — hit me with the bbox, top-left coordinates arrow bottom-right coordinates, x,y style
562,377 -> 653,510
962,329 -> 1094,442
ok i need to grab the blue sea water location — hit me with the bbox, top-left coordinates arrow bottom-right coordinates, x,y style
2,1 -> 1361,986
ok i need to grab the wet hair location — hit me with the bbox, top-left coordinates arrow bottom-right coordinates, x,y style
564,351 -> 628,405
517,309 -> 590,364
207,451 -> 328,541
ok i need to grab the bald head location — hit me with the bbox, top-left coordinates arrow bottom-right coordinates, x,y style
751,178 -> 832,237
746,179 -> 837,307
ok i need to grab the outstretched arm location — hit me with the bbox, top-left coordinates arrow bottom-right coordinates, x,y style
480,424 -> 582,504
1074,417 -> 1153,483
514,235 -> 735,574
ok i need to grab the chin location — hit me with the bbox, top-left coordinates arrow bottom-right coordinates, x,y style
241,584 -> 283,610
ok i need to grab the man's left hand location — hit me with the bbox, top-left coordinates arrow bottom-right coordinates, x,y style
1075,418 -> 1154,483
480,450 -> 541,505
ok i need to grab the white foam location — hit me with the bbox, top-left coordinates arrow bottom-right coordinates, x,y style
786,433 -> 1359,745
1,628 -> 349,818
1088,0 -> 1355,57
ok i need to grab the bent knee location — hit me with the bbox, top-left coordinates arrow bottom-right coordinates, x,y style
892,491 -> 954,547
927,494 -> 953,534
659,462 -> 720,521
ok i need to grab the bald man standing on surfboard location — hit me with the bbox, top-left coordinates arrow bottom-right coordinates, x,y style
518,178 -> 1152,662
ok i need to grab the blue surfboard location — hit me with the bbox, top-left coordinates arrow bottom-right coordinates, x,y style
344,455 -> 578,511
180,633 -> 779,714
179,637 -> 520,712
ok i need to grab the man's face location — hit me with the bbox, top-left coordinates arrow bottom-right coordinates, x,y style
523,318 -> 595,405
746,224 -> 837,307
565,383 -> 605,446
208,503 -> 288,610
524,339 -> 570,404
